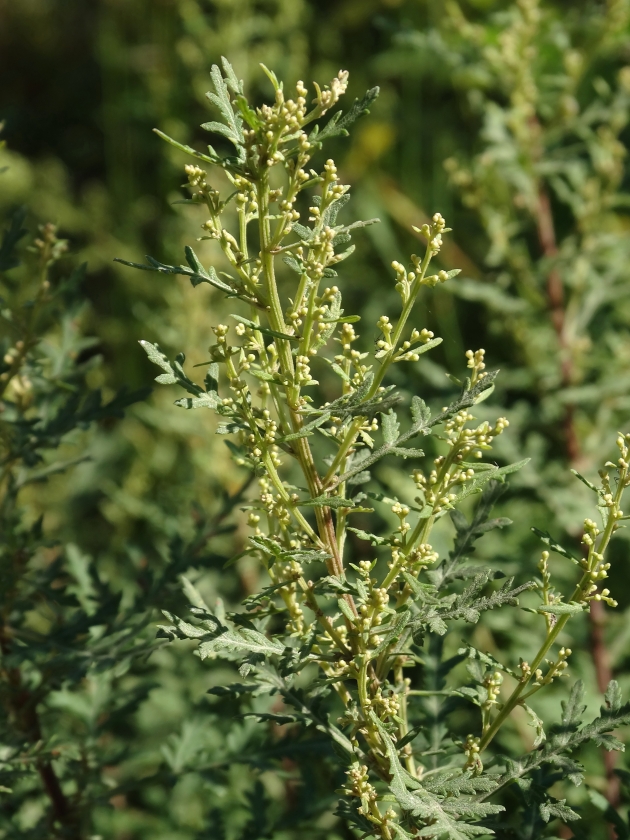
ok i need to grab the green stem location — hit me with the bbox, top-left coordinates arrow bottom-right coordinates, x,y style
322,244 -> 436,488
256,176 -> 346,579
479,465 -> 627,752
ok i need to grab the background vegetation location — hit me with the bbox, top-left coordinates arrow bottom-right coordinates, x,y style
1,0 -> 630,837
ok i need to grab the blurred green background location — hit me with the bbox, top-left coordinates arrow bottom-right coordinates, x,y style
2,0 -> 630,837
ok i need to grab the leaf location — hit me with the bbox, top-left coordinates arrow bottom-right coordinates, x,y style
485,681 -> 630,800
241,712 -> 302,725
205,62 -> 244,148
330,375 -> 502,489
207,683 -> 260,697
153,128 -> 220,166
605,680 -> 623,713
371,714 -> 502,837
523,703 -> 546,748
540,800 -> 579,823
453,460 -> 529,504
371,609 -> 411,658
431,481 -> 511,588
301,494 -> 356,509
347,527 -> 390,546
220,57 -> 244,95
174,393 -> 220,409
337,598 -> 356,623
411,396 -> 431,426
181,576 -> 210,611
139,340 -> 220,408
417,574 -> 534,631
199,627 -> 285,660
570,469 -> 598,493
531,528 -> 579,564
536,603 -> 584,616
183,245 -> 224,290
381,410 -> 400,445
457,644 -> 517,678
311,87 -> 380,143
282,254 -> 304,274
115,253 -> 236,295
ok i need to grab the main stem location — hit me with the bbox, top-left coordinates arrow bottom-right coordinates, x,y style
256,176 -> 349,587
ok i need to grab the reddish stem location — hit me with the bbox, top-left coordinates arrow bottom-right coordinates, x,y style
536,183 -> 619,828
1,627 -> 81,837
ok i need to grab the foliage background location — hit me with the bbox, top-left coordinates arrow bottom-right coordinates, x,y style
1,0 -> 630,837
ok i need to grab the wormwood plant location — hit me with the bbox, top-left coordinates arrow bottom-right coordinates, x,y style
124,62 -> 630,838
0,187 -> 254,836
0,198 -> 151,836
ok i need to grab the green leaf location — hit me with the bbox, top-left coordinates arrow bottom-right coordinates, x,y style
570,469 -> 598,493
337,598 -> 356,623
181,576 -> 211,611
207,682 -> 259,697
301,495 -> 356,509
139,341 -> 219,410
381,410 -> 400,445
205,62 -> 244,148
347,527 -> 390,546
174,393 -> 220,409
410,396 -> 431,426
371,609 -> 411,658
540,800 -> 579,823
536,603 -> 584,616
152,128 -> 219,165
523,703 -> 546,748
457,644 -> 517,678
220,56 -> 244,95
199,626 -> 285,660
278,412 -> 331,442
454,459 -> 529,503
311,87 -> 380,143
605,680 -> 623,713
115,253 -> 236,295
431,481 -> 511,589
486,681 -> 630,799
531,528 -> 579,564
371,715 -> 502,837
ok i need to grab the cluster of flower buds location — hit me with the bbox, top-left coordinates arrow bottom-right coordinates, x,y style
412,465 -> 460,515
482,671 -> 503,710
465,348 -> 487,383
358,586 -> 389,632
394,328 -> 435,363
34,222 -> 68,264
412,212 -> 449,257
257,476 -> 290,524
540,646 -> 572,685
391,501 -> 411,536
375,315 -> 394,358
314,70 -> 350,114
336,322 -> 362,364
372,687 -> 400,721
295,354 -> 316,386
443,410 -> 509,453
184,164 -> 208,191
463,734 -> 483,774
344,763 -> 377,816
233,174 -> 258,216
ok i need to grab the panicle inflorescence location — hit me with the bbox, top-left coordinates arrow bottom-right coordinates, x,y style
130,59 -> 630,840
